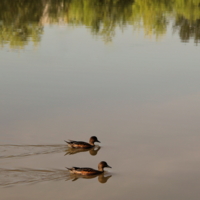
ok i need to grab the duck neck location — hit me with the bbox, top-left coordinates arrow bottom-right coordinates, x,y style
98,167 -> 104,172
89,141 -> 95,146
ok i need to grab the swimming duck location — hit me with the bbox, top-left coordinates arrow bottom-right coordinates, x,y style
65,136 -> 100,149
66,161 -> 112,175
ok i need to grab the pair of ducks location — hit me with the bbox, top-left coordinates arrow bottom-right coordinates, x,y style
65,136 -> 111,175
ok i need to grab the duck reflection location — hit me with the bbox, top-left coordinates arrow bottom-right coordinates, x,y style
68,173 -> 112,184
64,146 -> 101,156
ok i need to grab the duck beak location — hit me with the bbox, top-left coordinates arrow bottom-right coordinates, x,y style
107,165 -> 112,168
96,140 -> 101,143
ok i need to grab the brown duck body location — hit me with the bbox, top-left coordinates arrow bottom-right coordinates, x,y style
65,136 -> 100,149
67,161 -> 111,176
65,141 -> 93,149
67,167 -> 102,175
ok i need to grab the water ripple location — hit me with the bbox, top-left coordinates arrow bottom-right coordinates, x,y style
0,168 -> 112,187
0,168 -> 69,187
0,144 -> 101,159
0,144 -> 67,159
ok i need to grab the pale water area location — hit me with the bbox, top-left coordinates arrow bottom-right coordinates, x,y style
1,1 -> 200,200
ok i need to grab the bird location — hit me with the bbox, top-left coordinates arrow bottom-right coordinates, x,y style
65,136 -> 100,149
66,161 -> 111,175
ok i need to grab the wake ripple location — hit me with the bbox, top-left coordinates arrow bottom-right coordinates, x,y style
0,168 -> 69,187
0,144 -> 67,159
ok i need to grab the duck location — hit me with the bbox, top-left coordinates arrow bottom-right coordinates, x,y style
66,161 -> 112,175
65,136 -> 100,149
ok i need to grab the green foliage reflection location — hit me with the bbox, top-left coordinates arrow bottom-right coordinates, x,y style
0,0 -> 44,48
0,0 -> 200,48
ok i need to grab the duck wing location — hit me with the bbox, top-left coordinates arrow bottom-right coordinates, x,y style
65,139 -> 77,144
77,167 -> 101,175
66,167 -> 80,171
65,141 -> 92,148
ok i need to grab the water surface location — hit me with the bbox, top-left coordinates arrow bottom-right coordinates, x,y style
1,0 -> 200,199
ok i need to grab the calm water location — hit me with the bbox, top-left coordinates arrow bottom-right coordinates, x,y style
1,0 -> 200,199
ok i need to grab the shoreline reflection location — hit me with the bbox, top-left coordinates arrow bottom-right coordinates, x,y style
0,0 -> 200,48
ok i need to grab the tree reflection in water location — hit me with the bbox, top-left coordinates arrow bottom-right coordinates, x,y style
0,0 -> 200,48
173,16 -> 200,44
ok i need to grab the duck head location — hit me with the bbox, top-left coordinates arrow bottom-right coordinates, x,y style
89,136 -> 100,145
98,161 -> 112,172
